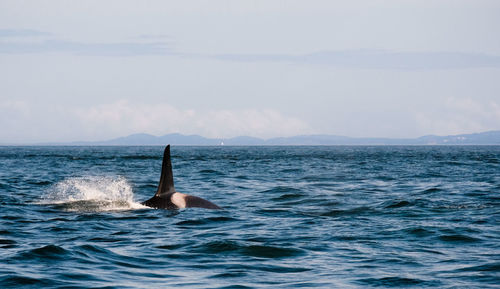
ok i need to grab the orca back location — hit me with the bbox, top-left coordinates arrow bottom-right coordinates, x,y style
141,145 -> 221,210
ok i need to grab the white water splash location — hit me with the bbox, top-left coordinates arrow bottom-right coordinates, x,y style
42,176 -> 147,212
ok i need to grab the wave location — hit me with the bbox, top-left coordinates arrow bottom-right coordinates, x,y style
192,240 -> 304,258
356,276 -> 440,287
40,176 -> 146,212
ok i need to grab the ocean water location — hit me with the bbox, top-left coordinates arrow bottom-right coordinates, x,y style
0,145 -> 499,289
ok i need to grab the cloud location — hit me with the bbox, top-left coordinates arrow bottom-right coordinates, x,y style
0,29 -> 171,56
0,29 -> 50,37
2,29 -> 499,68
213,50 -> 500,70
0,99 -> 310,142
0,100 -> 68,143
76,100 -> 311,139
0,39 -> 171,56
415,97 -> 500,136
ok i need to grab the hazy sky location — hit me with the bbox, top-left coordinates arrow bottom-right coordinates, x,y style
1,0 -> 500,143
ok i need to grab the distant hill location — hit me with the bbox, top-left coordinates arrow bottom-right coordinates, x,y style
62,130 -> 500,145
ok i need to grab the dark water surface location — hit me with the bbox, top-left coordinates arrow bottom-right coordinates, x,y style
0,146 -> 499,288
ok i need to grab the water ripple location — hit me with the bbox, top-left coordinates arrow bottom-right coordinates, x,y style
0,145 -> 498,288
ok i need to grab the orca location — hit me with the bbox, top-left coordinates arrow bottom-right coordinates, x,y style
141,145 -> 221,210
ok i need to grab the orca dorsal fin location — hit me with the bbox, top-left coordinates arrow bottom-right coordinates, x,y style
155,145 -> 175,196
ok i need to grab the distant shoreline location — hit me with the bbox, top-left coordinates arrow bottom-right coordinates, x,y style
2,130 -> 500,146
2,144 -> 500,148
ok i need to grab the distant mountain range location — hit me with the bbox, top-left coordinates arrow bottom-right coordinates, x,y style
56,130 -> 500,145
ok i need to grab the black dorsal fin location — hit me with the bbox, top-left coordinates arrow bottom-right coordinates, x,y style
155,145 -> 175,196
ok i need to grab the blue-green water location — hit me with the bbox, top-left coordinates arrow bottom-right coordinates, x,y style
0,146 -> 499,288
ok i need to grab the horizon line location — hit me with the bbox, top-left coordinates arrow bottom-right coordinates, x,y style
1,130 -> 499,146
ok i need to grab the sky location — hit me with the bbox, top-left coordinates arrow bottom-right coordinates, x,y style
1,0 -> 500,143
